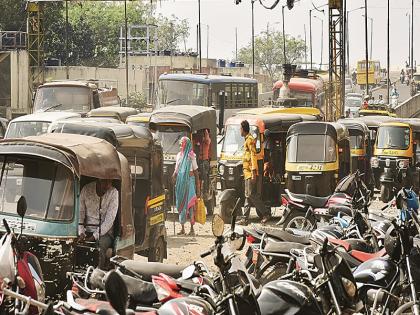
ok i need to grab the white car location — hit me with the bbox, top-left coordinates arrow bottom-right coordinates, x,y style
5,112 -> 81,139
344,96 -> 363,118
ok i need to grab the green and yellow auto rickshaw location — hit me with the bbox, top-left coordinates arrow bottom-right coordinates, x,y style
87,106 -> 138,122
149,105 -> 218,214
126,113 -> 151,128
371,119 -> 420,202
0,134 -> 135,297
218,111 -> 318,222
285,121 -> 351,196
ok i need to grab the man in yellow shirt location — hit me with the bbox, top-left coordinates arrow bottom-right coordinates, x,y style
238,120 -> 271,225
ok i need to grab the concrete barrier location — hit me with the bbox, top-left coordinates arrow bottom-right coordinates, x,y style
395,93 -> 420,118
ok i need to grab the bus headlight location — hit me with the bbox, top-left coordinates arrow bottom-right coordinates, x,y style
397,159 -> 409,169
370,157 -> 379,168
219,164 -> 225,176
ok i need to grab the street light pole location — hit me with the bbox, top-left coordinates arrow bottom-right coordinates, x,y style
252,0 -> 255,77
387,0 -> 390,104
346,7 -> 364,76
364,0 -> 369,95
304,24 -> 307,69
411,0 -> 414,76
282,5 -> 286,63
309,9 -> 313,69
198,0 -> 202,72
369,17 -> 373,60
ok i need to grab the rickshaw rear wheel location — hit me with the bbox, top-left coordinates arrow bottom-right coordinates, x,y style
148,237 -> 166,262
380,184 -> 392,203
281,210 -> 316,231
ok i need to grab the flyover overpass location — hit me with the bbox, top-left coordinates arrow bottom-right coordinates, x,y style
395,93 -> 420,118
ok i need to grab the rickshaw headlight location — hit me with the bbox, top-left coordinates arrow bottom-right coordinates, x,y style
341,277 -> 357,298
397,159 -> 409,169
370,157 -> 379,168
219,164 -> 225,175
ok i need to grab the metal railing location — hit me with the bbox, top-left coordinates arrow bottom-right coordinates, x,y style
0,31 -> 26,50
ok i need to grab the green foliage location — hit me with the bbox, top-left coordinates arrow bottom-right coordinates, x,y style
124,91 -> 148,109
157,14 -> 190,53
238,27 -> 306,81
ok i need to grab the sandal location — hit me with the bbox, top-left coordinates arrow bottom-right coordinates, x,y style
188,229 -> 196,236
177,230 -> 186,235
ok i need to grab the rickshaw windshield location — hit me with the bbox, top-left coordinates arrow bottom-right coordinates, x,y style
287,134 -> 336,163
222,124 -> 258,156
0,156 -> 74,221
156,126 -> 190,155
377,126 -> 410,150
6,121 -> 51,139
350,133 -> 364,150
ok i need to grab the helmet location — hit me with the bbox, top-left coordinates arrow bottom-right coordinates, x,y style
384,225 -> 401,261
396,188 -> 419,218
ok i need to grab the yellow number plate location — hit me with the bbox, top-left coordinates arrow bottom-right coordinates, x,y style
150,212 -> 164,226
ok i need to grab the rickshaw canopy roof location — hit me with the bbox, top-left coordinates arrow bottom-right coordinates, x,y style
380,118 -> 420,133
150,105 -> 216,132
88,106 -> 139,122
0,133 -> 122,179
51,121 -> 153,149
351,115 -> 396,129
287,121 -> 349,142
337,119 -> 370,135
126,113 -> 151,123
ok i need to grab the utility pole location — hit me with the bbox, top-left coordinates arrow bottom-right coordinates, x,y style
408,13 -> 411,65
235,27 -> 238,61
364,0 -> 369,96
309,9 -> 313,69
304,24 -> 307,69
198,0 -> 202,72
251,0 -> 255,77
124,0 -> 129,105
65,0 -> 69,79
314,15 -> 323,69
411,0 -> 414,76
282,5 -> 286,63
369,18 -> 373,60
387,0 -> 390,104
206,24 -> 209,60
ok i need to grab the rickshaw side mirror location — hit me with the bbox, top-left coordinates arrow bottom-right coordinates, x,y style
17,196 -> 27,218
105,271 -> 128,315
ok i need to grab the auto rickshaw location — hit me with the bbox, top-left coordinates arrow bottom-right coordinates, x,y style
358,103 -> 397,117
149,105 -> 217,214
371,118 -> 420,202
285,121 -> 351,196
50,121 -> 167,262
218,111 -> 318,222
338,119 -> 374,190
126,112 -> 151,128
87,106 -> 138,122
0,134 -> 135,298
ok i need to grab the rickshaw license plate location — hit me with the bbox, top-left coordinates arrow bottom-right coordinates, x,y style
150,212 -> 164,225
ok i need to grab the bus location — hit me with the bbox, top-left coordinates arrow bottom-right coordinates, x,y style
356,60 -> 381,89
157,73 -> 258,128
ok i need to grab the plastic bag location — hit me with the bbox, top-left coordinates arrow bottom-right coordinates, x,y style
0,233 -> 15,281
195,198 -> 206,225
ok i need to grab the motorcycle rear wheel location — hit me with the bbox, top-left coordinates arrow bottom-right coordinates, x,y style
281,210 -> 316,231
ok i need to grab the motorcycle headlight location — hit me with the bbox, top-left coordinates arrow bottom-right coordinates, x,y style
370,157 -> 379,168
397,159 -> 409,169
341,277 -> 356,298
219,164 -> 225,176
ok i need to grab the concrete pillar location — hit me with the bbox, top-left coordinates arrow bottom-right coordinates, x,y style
10,50 -> 30,117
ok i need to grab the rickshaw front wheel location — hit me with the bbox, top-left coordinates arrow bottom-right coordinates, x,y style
148,237 -> 166,262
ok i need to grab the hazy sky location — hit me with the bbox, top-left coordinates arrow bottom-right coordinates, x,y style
155,0 -> 420,69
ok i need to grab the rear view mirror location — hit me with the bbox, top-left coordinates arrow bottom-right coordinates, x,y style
212,214 -> 225,237
17,196 -> 27,219
181,265 -> 196,280
105,271 -> 128,315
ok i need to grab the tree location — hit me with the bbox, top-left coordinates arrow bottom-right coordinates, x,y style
238,27 -> 306,81
156,15 -> 190,53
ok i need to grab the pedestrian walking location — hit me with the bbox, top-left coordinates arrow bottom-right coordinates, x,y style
172,137 -> 201,236
238,120 -> 271,225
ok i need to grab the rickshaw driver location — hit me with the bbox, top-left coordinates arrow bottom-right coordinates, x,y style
78,178 -> 119,268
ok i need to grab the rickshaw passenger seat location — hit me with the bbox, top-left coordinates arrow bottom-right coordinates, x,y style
120,260 -> 186,282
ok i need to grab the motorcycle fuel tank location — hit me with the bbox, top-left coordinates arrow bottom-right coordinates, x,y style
353,257 -> 398,289
158,296 -> 214,315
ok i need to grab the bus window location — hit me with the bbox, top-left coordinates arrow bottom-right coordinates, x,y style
244,84 -> 251,107
225,84 -> 232,109
231,84 -> 238,108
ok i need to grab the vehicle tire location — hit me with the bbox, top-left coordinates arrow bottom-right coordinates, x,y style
220,199 -> 235,224
380,184 -> 392,203
394,301 -> 417,315
205,193 -> 215,216
148,237 -> 166,263
259,261 -> 289,285
281,210 -> 316,231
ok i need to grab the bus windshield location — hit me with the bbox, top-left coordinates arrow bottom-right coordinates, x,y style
287,134 -> 336,163
34,86 -> 92,113
0,156 -> 74,221
222,124 -> 258,156
158,80 -> 209,107
156,126 -> 190,155
377,126 -> 410,150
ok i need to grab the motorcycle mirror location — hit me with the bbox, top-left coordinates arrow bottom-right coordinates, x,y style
16,196 -> 27,219
181,265 -> 196,280
105,271 -> 128,315
212,214 -> 225,237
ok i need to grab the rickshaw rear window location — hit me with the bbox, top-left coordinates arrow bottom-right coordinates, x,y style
350,134 -> 364,149
377,126 -> 410,150
0,156 -> 74,221
287,134 -> 336,163
156,126 -> 190,155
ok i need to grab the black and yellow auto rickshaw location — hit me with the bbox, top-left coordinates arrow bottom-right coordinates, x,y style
51,121 -> 167,262
149,105 -> 217,214
358,103 -> 397,117
87,106 -> 139,122
371,118 -> 420,202
338,119 -> 373,190
285,121 -> 351,196
126,112 -> 151,128
0,134 -> 135,297
218,111 -> 318,222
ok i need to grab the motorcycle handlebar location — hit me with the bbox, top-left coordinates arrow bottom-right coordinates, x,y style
200,249 -> 212,258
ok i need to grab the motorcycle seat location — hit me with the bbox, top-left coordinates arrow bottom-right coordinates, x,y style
120,260 -> 186,282
264,240 -> 306,254
328,205 -> 353,217
257,228 -> 311,245
119,273 -> 158,306
288,192 -> 330,208
351,248 -> 387,262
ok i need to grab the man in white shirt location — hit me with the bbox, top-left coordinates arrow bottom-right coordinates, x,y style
78,179 -> 118,268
